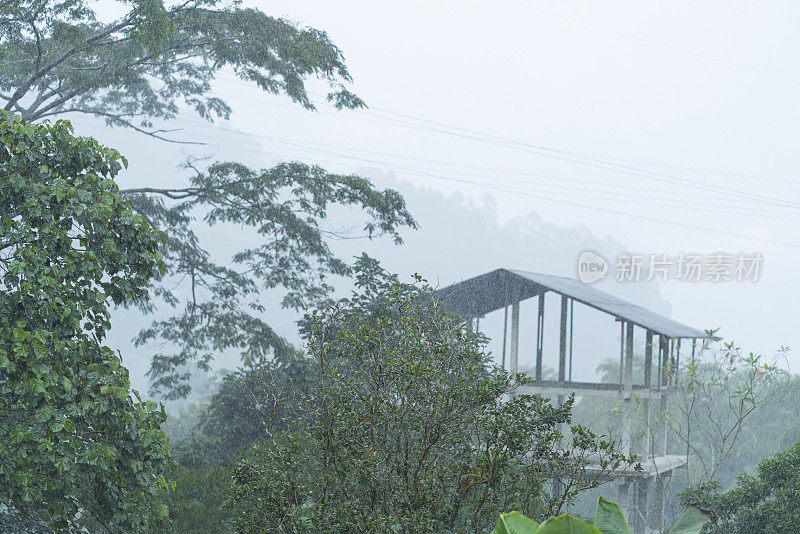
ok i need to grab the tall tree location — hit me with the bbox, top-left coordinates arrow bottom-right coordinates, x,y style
0,0 -> 417,397
0,113 -> 171,532
669,338 -> 788,486
226,259 -> 639,533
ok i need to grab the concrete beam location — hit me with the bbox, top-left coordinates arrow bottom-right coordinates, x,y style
515,382 -> 677,400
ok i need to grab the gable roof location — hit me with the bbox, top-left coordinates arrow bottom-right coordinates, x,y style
434,268 -> 705,339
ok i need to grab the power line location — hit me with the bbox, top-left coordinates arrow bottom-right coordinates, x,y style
259,133 -> 800,220
255,132 -> 798,213
70,114 -> 800,219
354,105 -> 800,211
69,117 -> 800,248
211,75 -> 800,212
567,155 -> 799,186
89,107 -> 800,216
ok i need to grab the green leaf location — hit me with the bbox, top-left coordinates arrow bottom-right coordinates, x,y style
492,511 -> 541,534
155,503 -> 169,520
668,506 -> 710,534
535,515 -> 603,534
593,497 -> 631,534
53,456 -> 71,474
102,238 -> 117,254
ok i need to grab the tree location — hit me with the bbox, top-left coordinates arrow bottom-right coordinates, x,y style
195,351 -> 314,465
146,326 -> 315,532
680,440 -> 800,534
0,0 -> 418,398
576,337 -> 788,486
669,336 -> 788,485
0,113 -> 171,532
225,259 -> 638,533
0,0 -> 363,128
152,464 -> 235,534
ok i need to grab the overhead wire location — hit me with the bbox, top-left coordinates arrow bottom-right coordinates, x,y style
69,115 -> 800,220
64,38 -> 800,250
212,75 -> 800,212
69,116 -> 800,248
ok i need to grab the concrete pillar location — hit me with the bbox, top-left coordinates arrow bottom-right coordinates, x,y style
654,474 -> 671,533
617,480 -> 632,521
621,322 -> 634,455
501,305 -> 508,370
558,295 -> 568,384
552,296 -> 569,503
642,331 -> 653,459
632,478 -> 648,534
658,394 -> 668,456
556,296 -> 568,431
510,301 -> 519,372
535,292 -> 545,381
656,336 -> 669,456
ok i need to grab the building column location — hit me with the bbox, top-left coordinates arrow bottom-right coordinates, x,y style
535,291 -> 545,381
553,296 -> 569,502
509,300 -> 520,372
654,473 -> 672,533
617,480 -> 632,522
632,478 -> 648,534
642,330 -> 653,459
621,322 -> 634,456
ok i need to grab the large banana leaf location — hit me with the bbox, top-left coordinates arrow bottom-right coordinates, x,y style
490,498 -> 709,534
534,515 -> 603,533
668,506 -> 710,534
491,512 -> 602,534
593,497 -> 631,534
491,511 -> 540,534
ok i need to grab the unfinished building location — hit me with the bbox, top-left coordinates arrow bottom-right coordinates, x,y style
435,268 -> 706,534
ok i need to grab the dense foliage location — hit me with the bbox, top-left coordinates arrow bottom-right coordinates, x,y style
0,113 -> 171,532
0,0 -> 362,126
125,159 -> 417,399
1,0 -> 418,399
152,465 -> 234,534
225,259 -> 638,533
680,439 -> 800,534
196,352 -> 313,465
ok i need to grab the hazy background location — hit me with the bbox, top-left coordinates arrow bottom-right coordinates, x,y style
69,0 -> 800,395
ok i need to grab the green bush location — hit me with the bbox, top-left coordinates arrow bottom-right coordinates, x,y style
153,465 -> 234,534
680,439 -> 800,533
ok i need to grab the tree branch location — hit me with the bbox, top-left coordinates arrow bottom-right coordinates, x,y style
4,17 -> 135,112
120,187 -> 205,200
41,108 -> 205,144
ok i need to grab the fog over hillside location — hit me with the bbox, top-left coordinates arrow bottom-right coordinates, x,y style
91,112 -> 789,409
105,142 -> 672,396
341,169 -> 672,382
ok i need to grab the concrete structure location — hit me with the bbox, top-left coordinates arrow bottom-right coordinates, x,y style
435,269 -> 706,533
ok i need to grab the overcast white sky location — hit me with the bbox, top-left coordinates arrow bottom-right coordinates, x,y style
80,0 -> 800,377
